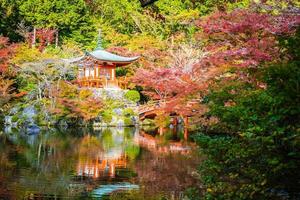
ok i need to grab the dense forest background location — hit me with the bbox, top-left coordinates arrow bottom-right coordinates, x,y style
1,0 -> 300,199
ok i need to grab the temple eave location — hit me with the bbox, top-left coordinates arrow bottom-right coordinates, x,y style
87,52 -> 139,65
87,55 -> 139,66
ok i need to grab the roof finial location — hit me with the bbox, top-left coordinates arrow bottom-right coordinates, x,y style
95,29 -> 103,50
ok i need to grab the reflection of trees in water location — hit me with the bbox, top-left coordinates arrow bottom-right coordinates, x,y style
0,134 -> 19,199
136,127 -> 194,155
0,127 -> 199,199
0,131 -> 82,198
132,128 -> 201,199
0,128 -> 138,198
133,149 -> 202,199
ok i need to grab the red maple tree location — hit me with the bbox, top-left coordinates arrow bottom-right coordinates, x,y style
26,28 -> 56,51
133,9 -> 300,118
0,36 -> 19,109
196,9 -> 300,68
0,36 -> 17,74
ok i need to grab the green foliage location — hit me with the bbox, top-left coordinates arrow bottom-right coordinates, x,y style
123,108 -> 135,117
0,0 -> 22,41
19,0 -> 86,28
184,187 -> 201,200
18,0 -> 96,47
0,0 -> 251,48
116,67 -> 128,77
125,144 -> 140,160
101,110 -> 113,123
154,112 -> 170,128
195,30 -> 300,199
123,117 -> 133,126
125,90 -> 140,103
50,82 -> 103,122
141,118 -> 155,126
1,2 -> 300,198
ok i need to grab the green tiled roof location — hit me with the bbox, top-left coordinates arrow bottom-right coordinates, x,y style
64,49 -> 139,64
87,49 -> 139,63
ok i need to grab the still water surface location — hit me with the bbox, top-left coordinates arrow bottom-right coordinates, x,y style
0,126 -> 201,199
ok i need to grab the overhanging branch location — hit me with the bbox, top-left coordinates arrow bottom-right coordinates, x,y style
139,0 -> 158,7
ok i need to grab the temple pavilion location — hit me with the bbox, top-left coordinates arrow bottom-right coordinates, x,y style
69,32 -> 139,89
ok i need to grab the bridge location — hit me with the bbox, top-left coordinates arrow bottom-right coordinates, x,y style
134,131 -> 192,154
137,99 -> 201,126
138,100 -> 166,120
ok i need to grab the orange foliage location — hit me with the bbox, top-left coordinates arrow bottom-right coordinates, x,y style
50,81 -> 102,121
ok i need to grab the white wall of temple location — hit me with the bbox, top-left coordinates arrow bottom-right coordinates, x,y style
79,66 -> 116,79
90,68 -> 95,77
84,68 -> 89,77
78,69 -> 84,78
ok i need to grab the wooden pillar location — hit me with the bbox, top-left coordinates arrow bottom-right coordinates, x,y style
110,163 -> 115,177
184,128 -> 188,140
183,116 -> 189,127
94,65 -> 96,78
112,66 -> 115,81
96,66 -> 98,78
173,117 -> 178,126
159,127 -> 164,136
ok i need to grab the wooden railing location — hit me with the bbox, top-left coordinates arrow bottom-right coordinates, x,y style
77,77 -> 128,89
77,77 -> 107,88
138,100 -> 167,118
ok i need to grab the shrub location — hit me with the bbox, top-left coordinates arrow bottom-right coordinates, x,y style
125,90 -> 140,103
196,61 -> 300,198
140,118 -> 155,126
79,89 -> 93,99
123,117 -> 133,126
154,112 -> 170,128
102,110 -> 113,123
123,108 -> 134,117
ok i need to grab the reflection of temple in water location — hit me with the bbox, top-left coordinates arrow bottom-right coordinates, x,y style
77,155 -> 127,179
76,134 -> 128,179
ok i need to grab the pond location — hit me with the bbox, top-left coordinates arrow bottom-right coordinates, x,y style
0,126 -> 201,199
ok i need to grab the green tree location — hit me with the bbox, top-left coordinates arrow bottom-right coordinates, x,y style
18,0 -> 96,46
196,29 -> 300,199
0,0 -> 22,41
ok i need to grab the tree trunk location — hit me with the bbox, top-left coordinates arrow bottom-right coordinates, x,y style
32,27 -> 36,48
183,116 -> 189,140
159,127 -> 164,135
55,29 -> 59,48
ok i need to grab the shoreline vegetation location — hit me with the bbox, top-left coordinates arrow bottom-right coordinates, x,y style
0,0 -> 299,199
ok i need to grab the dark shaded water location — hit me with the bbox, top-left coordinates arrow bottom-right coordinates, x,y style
0,126 -> 201,199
